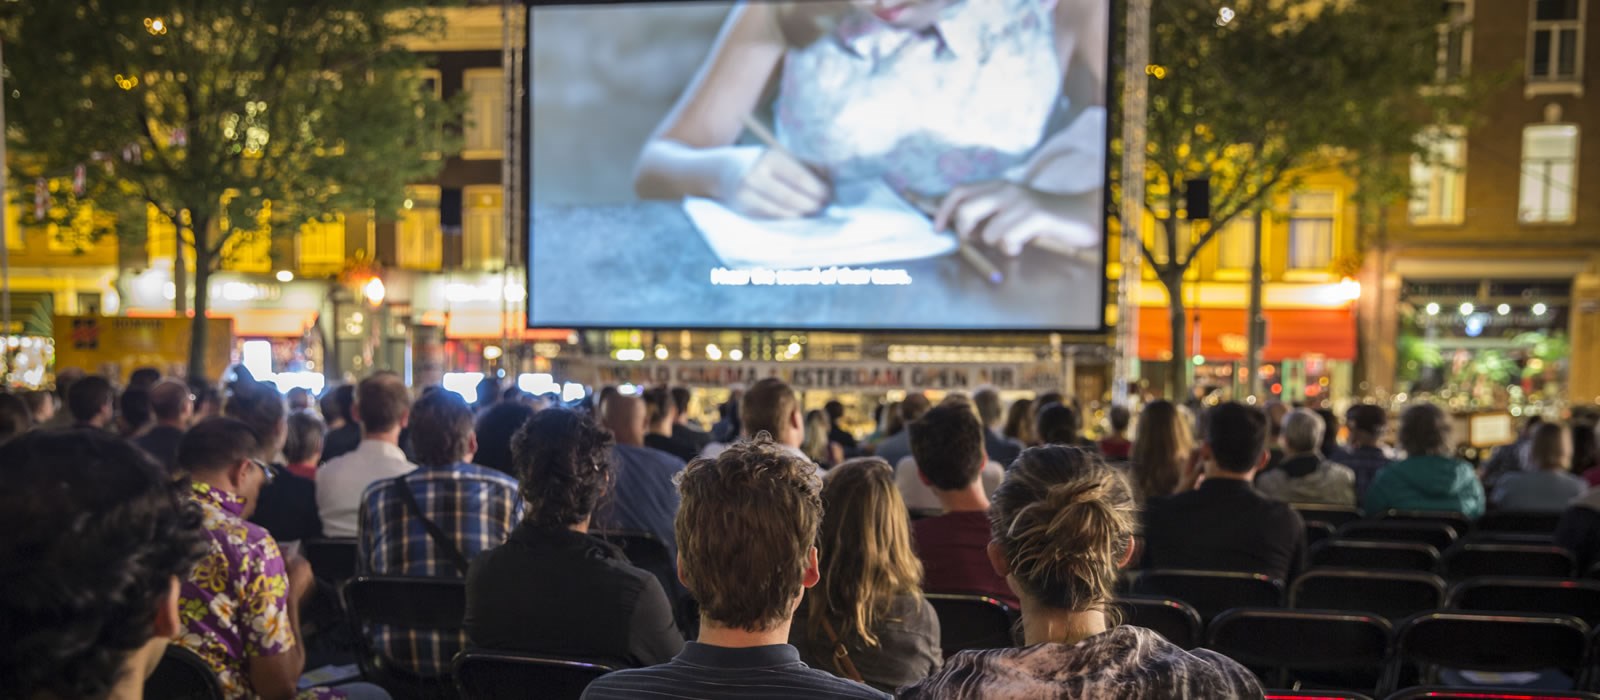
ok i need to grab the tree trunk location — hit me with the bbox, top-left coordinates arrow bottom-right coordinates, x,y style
187,215 -> 212,382
173,233 -> 189,316
1162,270 -> 1189,400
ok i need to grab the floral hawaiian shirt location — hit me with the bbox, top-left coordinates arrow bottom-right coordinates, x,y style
178,481 -> 343,700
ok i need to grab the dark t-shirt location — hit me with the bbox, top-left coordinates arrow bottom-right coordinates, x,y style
466,524 -> 684,667
321,423 -> 362,463
595,444 -> 686,558
645,433 -> 700,463
1141,478 -> 1306,582
912,511 -> 1018,608
581,642 -> 890,700
672,423 -> 713,454
134,424 -> 185,472
249,465 -> 323,544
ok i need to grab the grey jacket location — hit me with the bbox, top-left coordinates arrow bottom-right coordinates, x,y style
1256,455 -> 1357,506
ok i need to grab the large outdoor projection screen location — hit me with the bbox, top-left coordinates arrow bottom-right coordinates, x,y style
527,0 -> 1112,331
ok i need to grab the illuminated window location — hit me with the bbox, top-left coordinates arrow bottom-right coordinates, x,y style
1287,190 -> 1337,271
462,68 -> 505,159
1410,127 -> 1467,225
463,185 -> 505,271
1438,0 -> 1473,82
146,205 -> 194,270
297,215 -> 345,274
396,186 -> 442,271
1519,123 -> 1579,224
1530,0 -> 1584,86
5,201 -> 22,251
218,192 -> 271,273
1216,217 -> 1258,273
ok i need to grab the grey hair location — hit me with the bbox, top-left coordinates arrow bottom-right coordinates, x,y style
1282,408 -> 1325,454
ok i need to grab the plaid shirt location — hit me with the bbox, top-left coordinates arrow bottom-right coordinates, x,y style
357,461 -> 523,677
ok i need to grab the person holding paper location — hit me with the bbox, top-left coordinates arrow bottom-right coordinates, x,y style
633,0 -> 1107,257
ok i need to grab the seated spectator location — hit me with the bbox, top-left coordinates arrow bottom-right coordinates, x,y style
1098,404 -> 1133,461
1142,402 -> 1306,582
228,379 -> 322,545
670,386 -> 713,452
803,409 -> 846,469
1364,403 -> 1485,519
1334,404 -> 1395,500
67,374 -> 116,430
319,385 -> 361,463
1255,408 -> 1356,505
599,394 -> 687,556
581,438 -> 889,700
286,387 -> 313,413
1002,397 -> 1036,447
1129,399 -> 1194,503
136,379 -> 193,472
642,386 -> 698,462
358,390 -> 521,678
128,366 -> 162,392
825,399 -> 859,453
1577,420 -> 1600,486
192,384 -> 224,424
119,387 -> 153,438
972,389 -> 1022,466
473,376 -> 503,415
1,429 -> 206,700
900,446 -> 1262,699
1485,417 -> 1545,490
1558,477 -> 1600,573
473,400 -> 536,475
907,404 -> 1018,607
1035,401 -> 1095,449
283,411 -> 326,481
873,393 -> 932,468
22,389 -> 55,426
0,392 -> 33,444
791,458 -> 940,692
467,409 -> 684,665
317,373 -> 415,538
1493,422 -> 1585,512
176,418 -> 375,699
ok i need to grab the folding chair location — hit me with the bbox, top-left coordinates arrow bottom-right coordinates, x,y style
143,645 -> 224,700
1338,521 -> 1459,553
1294,504 -> 1365,529
303,537 -> 361,587
1131,569 -> 1284,623
1440,544 -> 1576,581
1477,511 -> 1564,535
1388,612 -> 1589,695
1114,596 -> 1204,649
343,576 -> 467,698
925,593 -> 1018,658
1311,541 -> 1440,573
1448,577 -> 1600,626
1383,689 -> 1600,699
1291,569 -> 1446,622
1383,511 -> 1474,535
452,650 -> 623,700
1208,608 -> 1392,695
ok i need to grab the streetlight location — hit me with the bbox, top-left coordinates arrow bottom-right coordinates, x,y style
1459,302 -> 1474,316
1497,303 -> 1511,316
1533,302 -> 1548,316
362,277 -> 386,306
1425,302 -> 1440,316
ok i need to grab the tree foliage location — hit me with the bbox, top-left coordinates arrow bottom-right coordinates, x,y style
1,0 -> 462,379
1135,0 -> 1486,397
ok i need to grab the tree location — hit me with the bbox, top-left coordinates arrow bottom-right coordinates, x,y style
2,0 -> 461,380
1133,0 -> 1480,398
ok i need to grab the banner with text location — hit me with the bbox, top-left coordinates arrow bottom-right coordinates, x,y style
559,360 -> 1064,393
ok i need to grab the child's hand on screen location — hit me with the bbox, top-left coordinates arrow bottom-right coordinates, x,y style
718,146 -> 832,219
933,182 -> 1098,256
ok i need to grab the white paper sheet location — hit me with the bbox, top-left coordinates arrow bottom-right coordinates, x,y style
683,180 -> 957,269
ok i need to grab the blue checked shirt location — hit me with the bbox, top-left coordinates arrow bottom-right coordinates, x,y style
357,462 -> 523,677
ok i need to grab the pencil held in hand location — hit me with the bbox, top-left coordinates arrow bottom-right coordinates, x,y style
735,115 -> 833,218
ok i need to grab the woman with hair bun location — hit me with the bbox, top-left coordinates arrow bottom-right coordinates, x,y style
901,446 -> 1262,699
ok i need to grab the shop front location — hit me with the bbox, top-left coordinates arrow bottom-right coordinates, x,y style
1135,305 -> 1358,407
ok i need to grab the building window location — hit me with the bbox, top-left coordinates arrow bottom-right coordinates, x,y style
396,186 -> 442,271
1439,0 -> 1473,82
1216,216 -> 1258,273
1409,127 -> 1467,225
6,202 -> 23,251
220,231 -> 271,273
297,215 -> 345,274
462,68 -> 505,159
1519,123 -> 1579,224
463,185 -> 505,271
1530,0 -> 1584,86
1288,190 -> 1337,271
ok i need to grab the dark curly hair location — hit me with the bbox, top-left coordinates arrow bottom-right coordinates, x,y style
0,429 -> 207,700
513,408 -> 614,531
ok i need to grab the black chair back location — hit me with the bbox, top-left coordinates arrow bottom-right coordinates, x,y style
1448,577 -> 1600,626
1392,612 -> 1589,689
1311,541 -> 1439,573
1291,569 -> 1445,621
925,593 -> 1018,658
343,576 -> 467,696
1114,596 -> 1203,649
1382,510 -> 1473,534
303,537 -> 360,586
1477,511 -> 1564,535
1131,570 -> 1284,623
1306,521 -> 1337,548
1207,608 -> 1391,694
1385,689 -> 1600,700
1440,544 -> 1576,580
453,650 -> 622,700
1292,504 -> 1364,528
1337,521 -> 1458,552
143,645 -> 224,700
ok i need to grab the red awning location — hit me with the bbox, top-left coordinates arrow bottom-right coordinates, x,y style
1136,306 -> 1356,362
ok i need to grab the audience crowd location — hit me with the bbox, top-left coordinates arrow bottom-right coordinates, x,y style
4,364 -> 1600,700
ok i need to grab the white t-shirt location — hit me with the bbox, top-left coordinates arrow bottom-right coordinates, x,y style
894,456 -> 1005,513
315,439 -> 416,538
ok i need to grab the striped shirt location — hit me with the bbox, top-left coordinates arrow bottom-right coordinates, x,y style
357,462 -> 523,676
580,642 -> 891,700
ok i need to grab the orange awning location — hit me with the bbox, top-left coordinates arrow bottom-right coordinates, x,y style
442,310 -> 573,341
1135,306 -> 1355,362
125,309 -> 316,337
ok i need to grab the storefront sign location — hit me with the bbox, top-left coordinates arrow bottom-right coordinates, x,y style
53,315 -> 233,382
560,360 -> 1064,392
